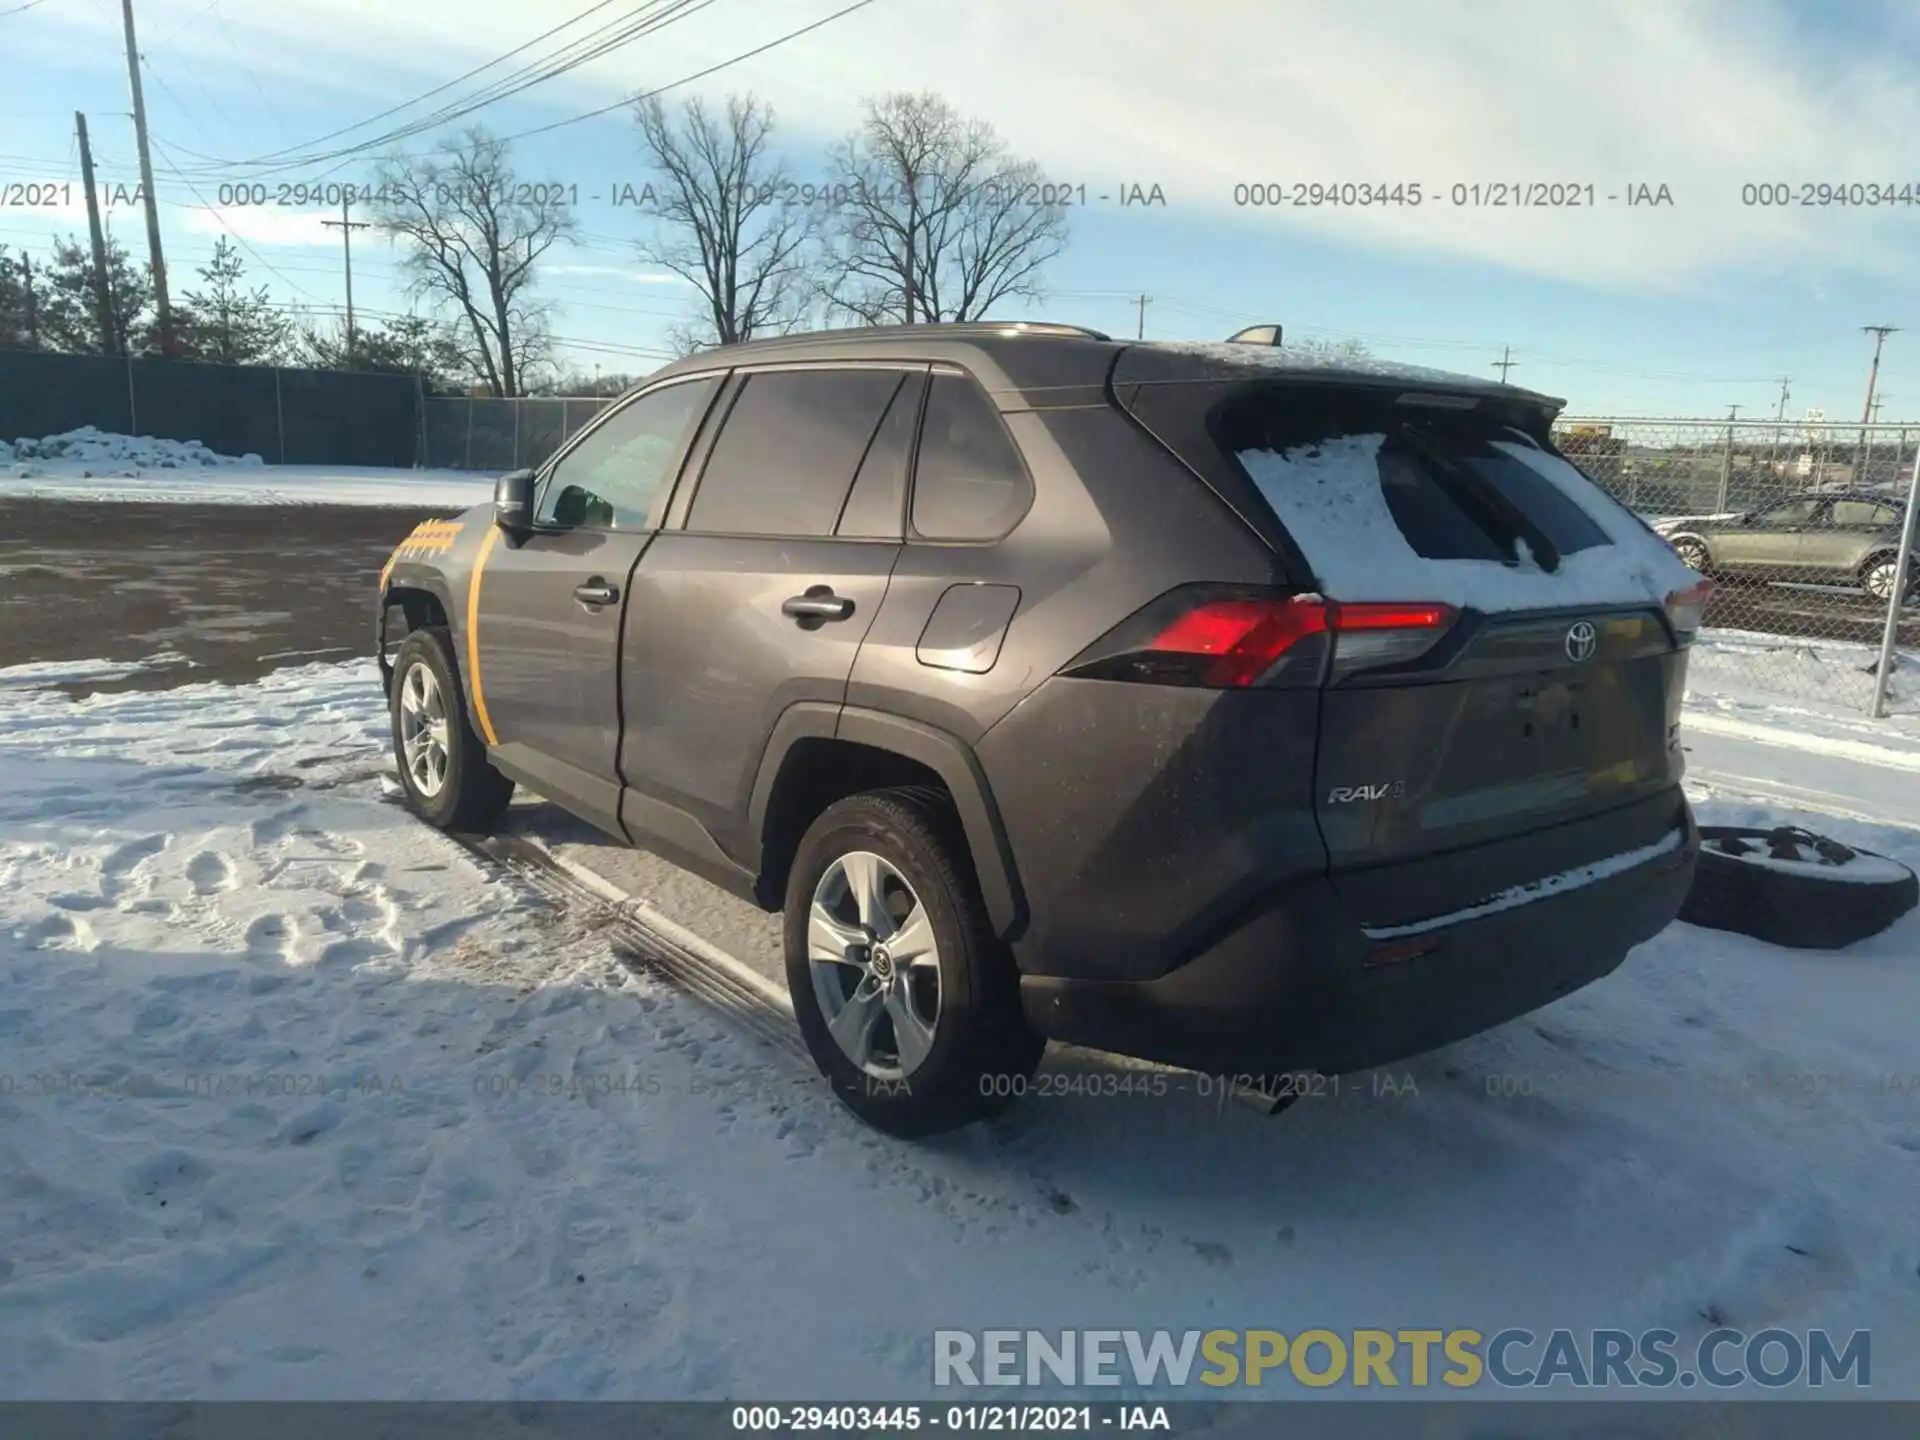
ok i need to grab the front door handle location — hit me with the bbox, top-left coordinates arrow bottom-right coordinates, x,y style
573,579 -> 619,607
782,588 -> 854,623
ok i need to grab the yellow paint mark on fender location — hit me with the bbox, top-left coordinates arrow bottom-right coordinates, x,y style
466,525 -> 501,746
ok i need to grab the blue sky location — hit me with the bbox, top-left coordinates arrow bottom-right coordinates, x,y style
2,0 -> 1917,418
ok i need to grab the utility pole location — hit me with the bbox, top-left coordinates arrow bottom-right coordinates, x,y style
321,197 -> 372,365
75,112 -> 119,355
1715,404 -> 1741,513
1766,376 -> 1790,477
119,0 -> 172,356
1133,293 -> 1150,340
1859,325 -> 1898,481
1864,394 -> 1891,487
1492,345 -> 1517,383
20,254 -> 37,349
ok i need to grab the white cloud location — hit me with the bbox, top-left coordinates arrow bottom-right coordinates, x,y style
179,206 -> 339,248
47,0 -> 1920,292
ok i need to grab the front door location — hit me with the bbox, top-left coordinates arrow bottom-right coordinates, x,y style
470,375 -> 723,836
1713,496 -> 1823,580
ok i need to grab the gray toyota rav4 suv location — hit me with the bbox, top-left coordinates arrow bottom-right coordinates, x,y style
377,321 -> 1706,1136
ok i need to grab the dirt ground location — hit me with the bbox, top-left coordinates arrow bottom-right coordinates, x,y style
0,499 -> 461,695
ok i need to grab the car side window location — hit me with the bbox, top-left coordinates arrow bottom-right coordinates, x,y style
835,372 -> 923,539
684,368 -> 905,537
538,377 -> 719,530
1754,499 -> 1822,527
1830,500 -> 1896,527
910,373 -> 1034,542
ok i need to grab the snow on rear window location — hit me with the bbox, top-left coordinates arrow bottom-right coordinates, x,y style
1238,434 -> 1697,611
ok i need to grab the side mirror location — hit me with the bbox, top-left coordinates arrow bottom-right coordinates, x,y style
493,468 -> 536,535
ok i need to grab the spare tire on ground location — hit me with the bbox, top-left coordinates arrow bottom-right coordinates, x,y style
1680,824 -> 1918,950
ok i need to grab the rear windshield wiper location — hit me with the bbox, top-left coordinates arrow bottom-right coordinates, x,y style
1399,422 -> 1562,573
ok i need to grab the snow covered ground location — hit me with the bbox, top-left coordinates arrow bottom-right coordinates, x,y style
1689,625 -> 1920,717
0,659 -> 1916,1402
3,427 -> 495,508
4,464 -> 495,509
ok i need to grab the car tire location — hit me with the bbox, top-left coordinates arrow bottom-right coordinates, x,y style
388,626 -> 514,833
1669,536 -> 1712,575
784,787 -> 1045,1138
1680,824 -> 1917,950
1861,553 -> 1918,604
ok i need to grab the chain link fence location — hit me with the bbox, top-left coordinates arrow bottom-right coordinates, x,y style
1554,417 -> 1920,715
0,349 -> 420,467
419,396 -> 615,472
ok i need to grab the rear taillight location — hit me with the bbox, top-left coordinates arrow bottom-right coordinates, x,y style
1664,578 -> 1713,645
1062,588 -> 1457,689
1324,602 -> 1458,683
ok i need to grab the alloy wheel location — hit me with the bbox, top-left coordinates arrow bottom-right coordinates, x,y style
807,850 -> 942,1080
1865,560 -> 1911,603
399,662 -> 452,799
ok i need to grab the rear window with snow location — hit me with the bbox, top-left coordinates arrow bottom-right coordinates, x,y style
1214,386 -> 1696,610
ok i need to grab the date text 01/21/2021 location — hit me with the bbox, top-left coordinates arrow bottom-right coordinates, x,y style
1228,181 -> 1675,208
730,1405 -> 1171,1432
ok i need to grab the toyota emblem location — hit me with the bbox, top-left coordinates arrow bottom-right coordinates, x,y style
1564,621 -> 1598,663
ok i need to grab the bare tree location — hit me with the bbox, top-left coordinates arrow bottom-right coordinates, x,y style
631,93 -> 818,351
821,93 -> 1068,325
373,126 -> 575,396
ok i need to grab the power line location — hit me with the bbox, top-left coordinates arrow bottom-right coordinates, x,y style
0,0 -> 57,18
168,0 -> 723,179
149,136 -> 324,300
154,0 -> 223,46
504,0 -> 882,141
228,0 -> 634,165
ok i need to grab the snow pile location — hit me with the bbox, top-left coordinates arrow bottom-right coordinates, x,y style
1238,433 -> 1698,611
3,426 -> 264,478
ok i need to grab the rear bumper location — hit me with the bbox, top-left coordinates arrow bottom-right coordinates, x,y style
1019,802 -> 1698,1076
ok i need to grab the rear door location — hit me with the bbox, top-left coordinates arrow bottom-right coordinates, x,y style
1121,379 -> 1700,905
617,364 -> 918,863
1304,422 -> 1683,871
1803,497 -> 1898,579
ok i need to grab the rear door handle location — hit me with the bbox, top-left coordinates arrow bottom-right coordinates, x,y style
573,579 -> 619,607
782,589 -> 854,622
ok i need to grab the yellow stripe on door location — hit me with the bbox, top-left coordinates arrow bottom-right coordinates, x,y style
465,526 -> 502,746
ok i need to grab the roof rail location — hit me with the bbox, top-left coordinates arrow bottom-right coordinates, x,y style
760,320 -> 1113,344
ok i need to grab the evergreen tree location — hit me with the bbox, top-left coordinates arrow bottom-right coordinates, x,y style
298,311 -> 472,392
177,237 -> 290,364
0,247 -> 36,350
40,232 -> 152,354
